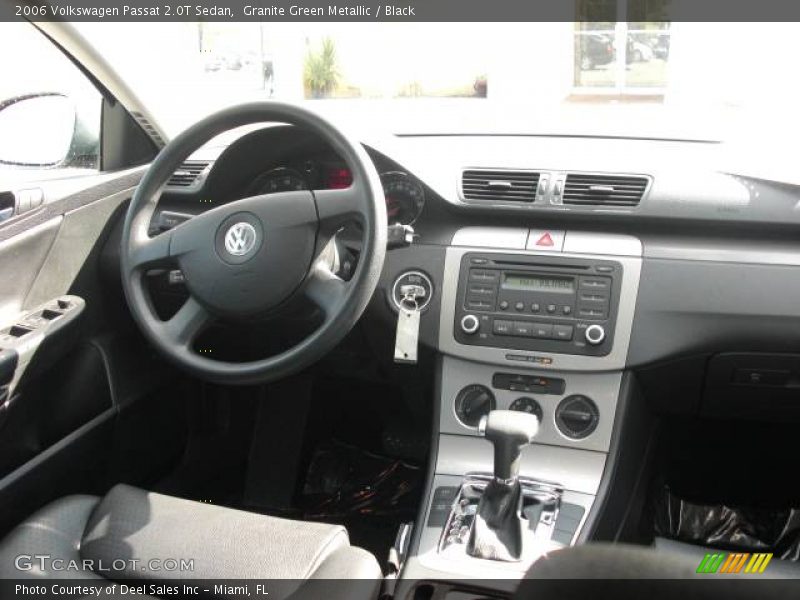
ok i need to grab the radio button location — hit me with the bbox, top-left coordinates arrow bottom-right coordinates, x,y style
585,324 -> 606,345
553,324 -> 574,341
461,314 -> 480,334
579,292 -> 608,303
468,284 -> 496,296
467,299 -> 493,310
493,320 -> 513,335
469,269 -> 499,282
531,323 -> 553,339
579,277 -> 611,291
512,321 -> 533,337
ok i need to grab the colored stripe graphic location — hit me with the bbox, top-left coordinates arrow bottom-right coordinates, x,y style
697,553 -> 725,573
719,553 -> 749,573
697,552 -> 773,574
744,553 -> 773,574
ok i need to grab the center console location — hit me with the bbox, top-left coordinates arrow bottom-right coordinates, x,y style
400,227 -> 642,585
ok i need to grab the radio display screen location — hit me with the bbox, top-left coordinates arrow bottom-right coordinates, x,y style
502,274 -> 575,293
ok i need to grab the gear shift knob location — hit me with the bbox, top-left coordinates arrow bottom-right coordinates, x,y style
478,410 -> 539,482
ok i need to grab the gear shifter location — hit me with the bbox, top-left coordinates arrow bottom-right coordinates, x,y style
466,410 -> 539,561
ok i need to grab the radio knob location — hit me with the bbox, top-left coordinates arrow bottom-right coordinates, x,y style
585,324 -> 606,345
460,314 -> 480,335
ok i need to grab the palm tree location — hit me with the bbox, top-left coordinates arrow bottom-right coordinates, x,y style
304,37 -> 339,98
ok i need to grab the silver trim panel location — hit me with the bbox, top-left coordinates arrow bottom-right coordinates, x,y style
563,231 -> 642,257
451,226 -> 528,249
435,434 -> 607,496
440,356 -> 622,452
413,474 -> 596,578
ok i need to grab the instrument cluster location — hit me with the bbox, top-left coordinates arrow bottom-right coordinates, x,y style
246,160 -> 425,226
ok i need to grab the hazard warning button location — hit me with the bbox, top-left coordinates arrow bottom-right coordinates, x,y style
526,229 -> 565,252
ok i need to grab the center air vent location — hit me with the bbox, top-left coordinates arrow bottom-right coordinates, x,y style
167,161 -> 211,188
562,173 -> 649,207
461,169 -> 540,203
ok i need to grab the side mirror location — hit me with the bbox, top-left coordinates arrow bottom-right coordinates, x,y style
0,93 -> 80,167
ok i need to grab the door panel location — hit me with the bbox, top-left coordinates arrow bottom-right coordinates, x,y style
0,219 -> 60,323
23,184 -> 135,308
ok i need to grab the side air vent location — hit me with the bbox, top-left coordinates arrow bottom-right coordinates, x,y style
167,161 -> 211,188
562,173 -> 649,207
461,169 -> 540,202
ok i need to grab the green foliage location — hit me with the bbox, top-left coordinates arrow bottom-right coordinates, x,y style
304,37 -> 339,98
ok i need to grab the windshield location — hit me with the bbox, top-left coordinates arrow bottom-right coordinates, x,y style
71,21 -> 799,143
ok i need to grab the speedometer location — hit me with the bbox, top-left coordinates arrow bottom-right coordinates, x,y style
381,172 -> 425,225
251,167 -> 308,195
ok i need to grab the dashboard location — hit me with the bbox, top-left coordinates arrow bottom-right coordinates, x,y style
151,122 -> 800,424
143,122 -> 800,580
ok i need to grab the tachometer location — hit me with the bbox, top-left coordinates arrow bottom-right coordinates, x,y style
381,172 -> 425,225
251,167 -> 308,194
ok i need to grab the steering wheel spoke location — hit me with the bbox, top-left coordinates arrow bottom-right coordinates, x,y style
163,296 -> 212,347
128,231 -> 173,271
304,261 -> 347,317
314,186 -> 364,240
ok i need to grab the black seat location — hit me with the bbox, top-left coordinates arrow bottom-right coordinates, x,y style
0,484 -> 380,599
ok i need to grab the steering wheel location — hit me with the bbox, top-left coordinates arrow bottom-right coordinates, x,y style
120,102 -> 387,385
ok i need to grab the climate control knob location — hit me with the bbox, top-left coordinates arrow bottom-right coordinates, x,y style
460,314 -> 480,335
584,324 -> 606,345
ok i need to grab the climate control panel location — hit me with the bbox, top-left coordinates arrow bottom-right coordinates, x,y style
453,252 -> 622,357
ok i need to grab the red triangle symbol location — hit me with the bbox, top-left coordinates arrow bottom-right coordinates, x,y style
535,232 -> 554,247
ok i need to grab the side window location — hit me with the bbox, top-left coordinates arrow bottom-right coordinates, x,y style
0,23 -> 102,185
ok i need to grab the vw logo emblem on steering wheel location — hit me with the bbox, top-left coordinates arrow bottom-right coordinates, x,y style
224,222 -> 258,256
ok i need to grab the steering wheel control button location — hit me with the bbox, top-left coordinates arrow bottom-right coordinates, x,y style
455,384 -> 496,428
392,271 -> 433,312
584,324 -> 606,345
214,212 -> 264,265
509,396 -> 544,422
461,314 -> 480,335
555,395 -> 599,440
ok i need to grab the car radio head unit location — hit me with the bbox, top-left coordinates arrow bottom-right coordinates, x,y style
453,252 -> 622,357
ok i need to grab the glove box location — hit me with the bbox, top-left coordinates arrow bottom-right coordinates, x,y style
702,352 -> 800,420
